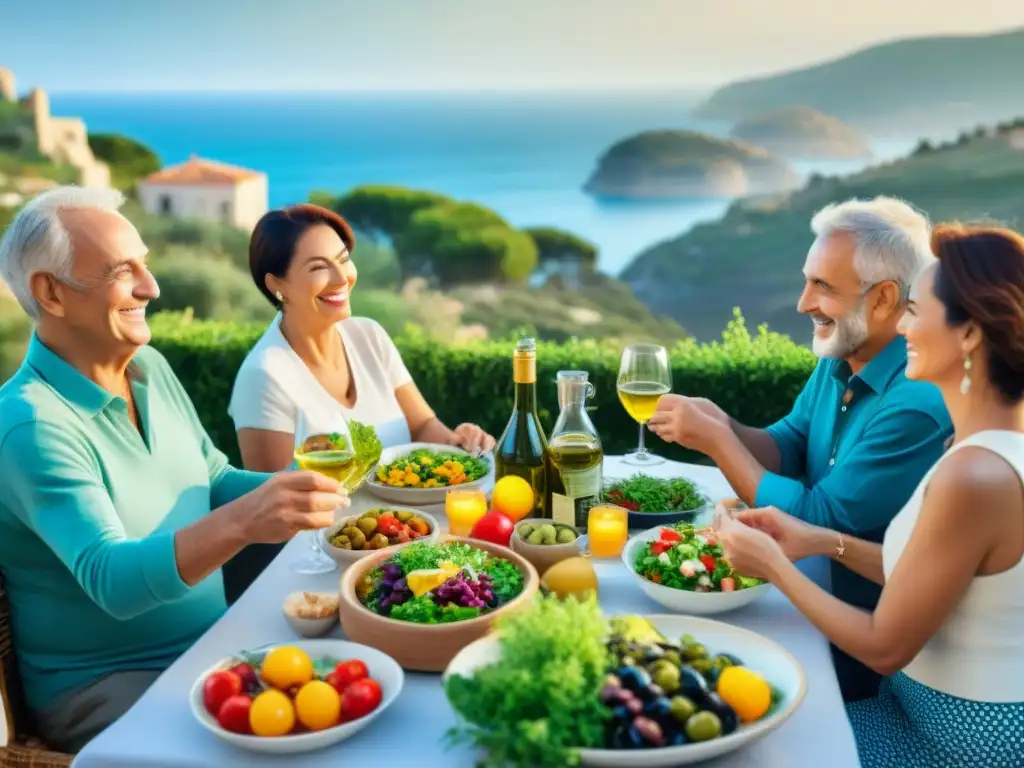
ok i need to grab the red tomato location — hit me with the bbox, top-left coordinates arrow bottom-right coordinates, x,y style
470,510 -> 514,547
325,670 -> 346,695
229,663 -> 259,693
203,670 -> 243,715
720,577 -> 736,592
216,694 -> 253,734
342,678 -> 383,722
650,541 -> 669,556
334,659 -> 369,688
703,532 -> 719,547
659,528 -> 682,543
699,555 -> 717,573
376,515 -> 402,537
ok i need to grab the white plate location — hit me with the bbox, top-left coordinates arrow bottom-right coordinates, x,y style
321,507 -> 441,565
366,443 -> 492,505
189,639 -> 404,754
621,529 -> 772,615
444,614 -> 806,766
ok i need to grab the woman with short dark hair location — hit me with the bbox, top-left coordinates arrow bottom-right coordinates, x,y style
716,223 -> 1024,767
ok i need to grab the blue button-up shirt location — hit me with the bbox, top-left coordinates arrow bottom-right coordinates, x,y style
755,335 -> 952,610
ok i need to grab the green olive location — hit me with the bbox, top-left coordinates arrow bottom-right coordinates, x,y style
369,533 -> 390,549
395,510 -> 413,523
346,528 -> 367,550
662,650 -> 682,666
518,524 -> 535,540
681,643 -> 709,661
652,664 -> 681,694
669,695 -> 697,723
685,711 -> 722,742
356,518 -> 378,536
360,509 -> 381,520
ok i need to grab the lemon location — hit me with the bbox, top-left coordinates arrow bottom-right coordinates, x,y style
249,689 -> 296,737
260,646 -> 314,690
716,665 -> 773,723
407,561 -> 461,596
491,476 -> 534,522
541,556 -> 598,599
294,680 -> 342,731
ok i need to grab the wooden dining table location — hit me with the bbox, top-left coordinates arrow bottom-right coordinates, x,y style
72,455 -> 861,767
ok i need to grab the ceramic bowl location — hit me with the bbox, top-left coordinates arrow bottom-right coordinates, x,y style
509,518 -> 586,576
444,614 -> 807,766
190,639 -> 403,754
337,536 -> 539,672
621,528 -> 772,615
600,474 -> 714,529
321,507 -> 441,566
281,591 -> 339,638
365,443 -> 492,506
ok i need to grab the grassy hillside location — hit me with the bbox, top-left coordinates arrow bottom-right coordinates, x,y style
622,124 -> 1024,342
729,106 -> 871,159
694,27 -> 1024,132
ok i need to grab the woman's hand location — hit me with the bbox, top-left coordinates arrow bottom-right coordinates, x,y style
712,510 -> 789,581
452,423 -> 496,453
733,506 -> 825,562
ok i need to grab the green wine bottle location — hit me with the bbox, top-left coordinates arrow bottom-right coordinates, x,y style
493,338 -> 550,519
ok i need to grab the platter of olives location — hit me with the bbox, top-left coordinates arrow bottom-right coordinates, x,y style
517,522 -> 579,546
321,507 -> 440,564
509,518 -> 586,576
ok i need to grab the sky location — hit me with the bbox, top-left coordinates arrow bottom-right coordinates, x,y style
2,0 -> 1023,93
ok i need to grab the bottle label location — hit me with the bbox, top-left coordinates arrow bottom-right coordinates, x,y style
553,463 -> 603,528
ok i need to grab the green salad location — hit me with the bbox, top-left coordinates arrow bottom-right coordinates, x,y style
633,524 -> 765,593
603,474 -> 708,513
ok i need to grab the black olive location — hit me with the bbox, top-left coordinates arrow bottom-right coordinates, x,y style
609,722 -> 632,749
668,729 -> 688,746
618,666 -> 652,692
704,692 -> 739,735
679,665 -> 710,699
611,704 -> 631,721
705,666 -> 722,686
643,696 -> 673,721
637,683 -> 665,703
718,652 -> 744,667
626,724 -> 646,749
632,716 -> 666,747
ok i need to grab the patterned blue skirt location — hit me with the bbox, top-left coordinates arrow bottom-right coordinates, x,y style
846,672 -> 1024,767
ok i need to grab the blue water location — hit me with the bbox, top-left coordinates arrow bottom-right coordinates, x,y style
49,91 -> 914,276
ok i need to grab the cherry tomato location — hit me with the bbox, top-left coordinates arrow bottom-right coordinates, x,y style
334,659 -> 369,687
203,670 -> 243,715
720,577 -> 736,592
216,694 -> 253,734
659,528 -> 682,543
470,510 -> 514,547
229,663 -> 259,693
376,515 -> 402,537
325,670 -> 347,695
699,555 -> 717,573
342,678 -> 383,722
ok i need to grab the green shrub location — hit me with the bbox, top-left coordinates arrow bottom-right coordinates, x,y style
0,295 -> 32,382
149,250 -> 274,323
148,309 -> 815,466
87,133 -> 161,191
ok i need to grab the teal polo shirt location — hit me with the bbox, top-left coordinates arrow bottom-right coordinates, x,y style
0,335 -> 269,712
755,335 -> 952,610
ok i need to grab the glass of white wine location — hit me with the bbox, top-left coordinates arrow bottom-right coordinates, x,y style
617,344 -> 672,466
290,410 -> 357,575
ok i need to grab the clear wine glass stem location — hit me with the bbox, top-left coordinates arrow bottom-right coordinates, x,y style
637,421 -> 647,456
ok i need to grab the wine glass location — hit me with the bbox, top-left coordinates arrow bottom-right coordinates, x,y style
290,410 -> 356,575
617,344 -> 672,466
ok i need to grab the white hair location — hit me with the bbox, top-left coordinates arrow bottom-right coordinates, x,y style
0,185 -> 126,319
810,196 -> 934,303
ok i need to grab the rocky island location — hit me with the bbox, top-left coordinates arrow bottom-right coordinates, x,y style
729,106 -> 872,159
583,130 -> 801,199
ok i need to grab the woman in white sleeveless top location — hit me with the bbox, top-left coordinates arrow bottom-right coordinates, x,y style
717,223 -> 1024,767
221,205 -> 494,600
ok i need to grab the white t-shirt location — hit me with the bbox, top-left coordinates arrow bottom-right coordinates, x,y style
228,314 -> 413,449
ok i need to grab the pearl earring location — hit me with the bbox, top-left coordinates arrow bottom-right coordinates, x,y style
960,355 -> 972,396
275,291 -> 284,303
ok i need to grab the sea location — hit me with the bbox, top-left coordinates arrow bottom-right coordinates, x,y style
50,91 -> 916,277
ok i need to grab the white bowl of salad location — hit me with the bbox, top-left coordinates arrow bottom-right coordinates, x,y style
622,523 -> 771,616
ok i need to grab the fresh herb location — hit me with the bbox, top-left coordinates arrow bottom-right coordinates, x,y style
391,541 -> 490,574
390,595 -> 483,624
603,474 -> 707,513
480,558 -> 526,604
444,594 -> 610,768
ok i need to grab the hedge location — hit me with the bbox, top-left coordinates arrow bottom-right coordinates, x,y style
148,309 -> 816,467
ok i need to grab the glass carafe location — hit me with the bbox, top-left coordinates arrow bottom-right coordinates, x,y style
548,370 -> 604,528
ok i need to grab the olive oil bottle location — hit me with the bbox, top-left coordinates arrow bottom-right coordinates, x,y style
548,370 -> 603,528
493,338 -> 551,518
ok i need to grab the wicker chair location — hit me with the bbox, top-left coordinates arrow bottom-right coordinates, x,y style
0,576 -> 72,768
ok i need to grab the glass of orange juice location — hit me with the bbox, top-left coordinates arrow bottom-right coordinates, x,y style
587,504 -> 629,558
446,488 -> 488,537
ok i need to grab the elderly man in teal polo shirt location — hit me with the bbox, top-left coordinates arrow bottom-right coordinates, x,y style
0,186 -> 348,751
649,196 -> 953,703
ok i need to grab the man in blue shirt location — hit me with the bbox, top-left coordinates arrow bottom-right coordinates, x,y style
649,196 -> 953,702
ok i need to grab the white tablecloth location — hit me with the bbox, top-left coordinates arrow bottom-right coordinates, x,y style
73,457 -> 860,767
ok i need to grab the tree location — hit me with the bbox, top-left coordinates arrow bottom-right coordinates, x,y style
87,134 -> 161,191
523,226 -> 598,267
397,204 -> 537,284
332,185 -> 451,244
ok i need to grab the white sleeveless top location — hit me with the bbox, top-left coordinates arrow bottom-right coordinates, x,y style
228,315 -> 414,450
882,430 -> 1024,703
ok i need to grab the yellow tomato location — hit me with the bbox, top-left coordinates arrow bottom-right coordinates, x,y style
249,689 -> 296,737
491,475 -> 534,522
716,665 -> 773,723
260,646 -> 313,690
294,680 -> 342,731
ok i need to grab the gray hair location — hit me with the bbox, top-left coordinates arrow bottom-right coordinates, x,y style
810,196 -> 934,302
0,185 -> 126,319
